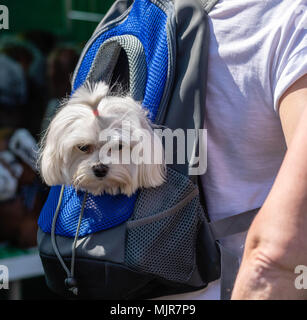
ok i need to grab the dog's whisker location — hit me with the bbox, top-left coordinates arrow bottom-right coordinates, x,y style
73,173 -> 87,186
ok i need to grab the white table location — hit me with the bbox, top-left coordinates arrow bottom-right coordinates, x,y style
0,248 -> 44,300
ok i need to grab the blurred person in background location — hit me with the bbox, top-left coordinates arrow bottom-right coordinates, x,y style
22,30 -> 57,58
41,46 -> 79,132
0,35 -> 48,137
0,53 -> 48,248
0,34 -> 80,249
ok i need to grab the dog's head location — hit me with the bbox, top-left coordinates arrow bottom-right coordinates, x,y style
39,81 -> 165,196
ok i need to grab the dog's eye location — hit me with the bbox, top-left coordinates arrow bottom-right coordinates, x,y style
77,144 -> 93,153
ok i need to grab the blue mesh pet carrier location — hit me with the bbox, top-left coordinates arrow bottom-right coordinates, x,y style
37,0 -> 258,300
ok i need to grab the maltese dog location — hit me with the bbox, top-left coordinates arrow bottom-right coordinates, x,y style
39,81 -> 166,196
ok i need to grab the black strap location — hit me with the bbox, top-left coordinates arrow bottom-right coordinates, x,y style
209,208 -> 259,240
208,208 -> 259,299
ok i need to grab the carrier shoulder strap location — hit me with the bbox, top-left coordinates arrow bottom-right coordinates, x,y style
162,0 -> 219,179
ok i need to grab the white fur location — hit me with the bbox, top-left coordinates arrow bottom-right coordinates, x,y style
39,81 -> 166,196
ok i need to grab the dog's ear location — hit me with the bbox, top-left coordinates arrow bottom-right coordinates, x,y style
39,133 -> 66,186
138,162 -> 166,189
38,113 -> 69,186
136,128 -> 166,189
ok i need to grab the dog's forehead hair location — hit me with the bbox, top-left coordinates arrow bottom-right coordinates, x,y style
96,113 -> 137,130
95,114 -> 121,131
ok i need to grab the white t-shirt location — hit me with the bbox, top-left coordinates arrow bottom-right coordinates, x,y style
156,0 -> 307,300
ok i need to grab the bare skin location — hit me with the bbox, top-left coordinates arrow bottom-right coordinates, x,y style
231,73 -> 307,300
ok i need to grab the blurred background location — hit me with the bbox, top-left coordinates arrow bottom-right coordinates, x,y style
0,0 -> 114,300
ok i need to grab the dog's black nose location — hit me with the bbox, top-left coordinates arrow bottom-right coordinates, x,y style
92,164 -> 108,178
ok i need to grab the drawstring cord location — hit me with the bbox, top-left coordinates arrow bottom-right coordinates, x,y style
51,185 -> 88,296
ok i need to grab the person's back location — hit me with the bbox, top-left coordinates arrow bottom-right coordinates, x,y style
155,0 -> 307,300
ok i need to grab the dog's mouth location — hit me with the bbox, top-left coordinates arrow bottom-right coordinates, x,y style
72,165 -> 133,196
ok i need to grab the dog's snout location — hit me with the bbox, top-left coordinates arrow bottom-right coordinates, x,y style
92,163 -> 108,178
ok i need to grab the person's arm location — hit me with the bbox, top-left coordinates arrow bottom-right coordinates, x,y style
231,73 -> 307,300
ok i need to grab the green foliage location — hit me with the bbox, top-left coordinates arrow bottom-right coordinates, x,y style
0,0 -> 115,43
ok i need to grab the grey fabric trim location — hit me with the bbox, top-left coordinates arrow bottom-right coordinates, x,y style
38,223 -> 126,264
93,0 -> 133,35
199,0 -> 220,12
127,188 -> 199,229
150,0 -> 172,12
209,208 -> 259,240
87,35 -> 147,101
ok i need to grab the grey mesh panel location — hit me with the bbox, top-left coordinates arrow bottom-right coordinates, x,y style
130,167 -> 197,221
127,188 -> 199,228
200,0 -> 220,12
87,35 -> 147,101
125,167 -> 205,283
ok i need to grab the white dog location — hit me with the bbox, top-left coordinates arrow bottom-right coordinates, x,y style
39,81 -> 165,196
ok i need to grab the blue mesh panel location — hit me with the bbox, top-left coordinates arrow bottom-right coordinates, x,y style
38,0 -> 169,238
38,185 -> 138,238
